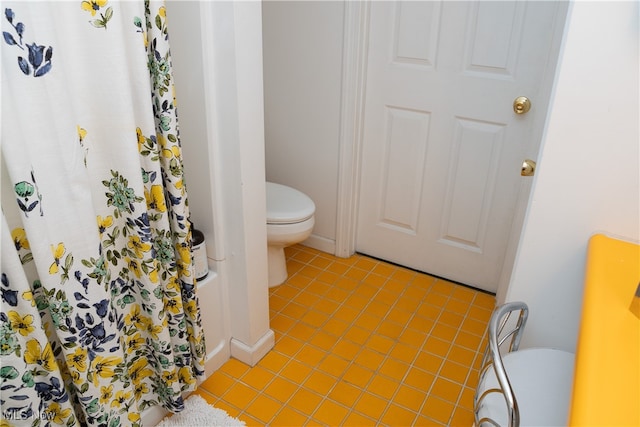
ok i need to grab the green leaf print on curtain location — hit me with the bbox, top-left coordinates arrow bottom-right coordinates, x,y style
1,1 -> 205,426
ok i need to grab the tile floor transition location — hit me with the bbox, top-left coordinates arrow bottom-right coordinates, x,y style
192,244 -> 496,426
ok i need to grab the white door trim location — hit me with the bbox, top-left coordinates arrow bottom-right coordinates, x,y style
495,2 -> 571,302
335,1 -> 369,257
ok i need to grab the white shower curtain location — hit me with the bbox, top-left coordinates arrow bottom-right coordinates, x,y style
1,1 -> 205,425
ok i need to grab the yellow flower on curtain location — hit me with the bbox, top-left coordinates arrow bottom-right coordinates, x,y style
90,355 -> 123,387
127,234 -> 151,258
126,332 -> 144,352
175,243 -> 192,278
77,125 -> 88,166
166,276 -> 179,291
178,366 -> 196,387
184,299 -> 198,319
47,402 -> 72,424
97,215 -> 113,235
164,296 -> 182,315
126,257 -> 142,278
146,323 -> 163,340
148,267 -> 159,283
136,127 -> 146,153
81,0 -> 107,17
49,242 -> 65,274
70,370 -> 83,385
11,228 -> 29,250
157,133 -> 180,159
128,412 -> 141,423
22,290 -> 36,307
110,389 -> 132,408
191,327 -> 204,348
175,243 -> 190,265
8,311 -> 35,336
133,382 -> 149,400
24,339 -> 56,372
161,369 -> 177,386
144,184 -> 167,213
66,346 -> 88,372
172,83 -> 177,107
77,125 -> 87,141
81,0 -> 113,30
156,133 -> 166,149
124,304 -> 150,329
161,146 -> 180,159
99,384 -> 114,405
128,357 -> 153,386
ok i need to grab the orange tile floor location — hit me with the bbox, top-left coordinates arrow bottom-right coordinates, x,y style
194,244 -> 495,426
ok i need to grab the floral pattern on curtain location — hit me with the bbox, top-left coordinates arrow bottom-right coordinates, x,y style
1,1 -> 205,426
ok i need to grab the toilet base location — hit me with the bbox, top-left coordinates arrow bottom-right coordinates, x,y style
266,216 -> 314,287
267,245 -> 288,287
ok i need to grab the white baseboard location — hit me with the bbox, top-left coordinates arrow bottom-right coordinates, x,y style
230,329 -> 275,367
202,339 -> 231,379
141,403 -> 167,427
302,233 -> 336,255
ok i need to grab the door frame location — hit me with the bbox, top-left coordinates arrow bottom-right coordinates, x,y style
335,0 -> 570,299
335,1 -> 370,259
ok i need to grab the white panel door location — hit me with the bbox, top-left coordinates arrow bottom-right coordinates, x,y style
356,1 -> 565,291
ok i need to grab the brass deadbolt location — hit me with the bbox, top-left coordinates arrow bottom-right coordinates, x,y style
521,159 -> 536,176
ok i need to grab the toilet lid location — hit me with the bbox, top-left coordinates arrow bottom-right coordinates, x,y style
266,182 -> 315,224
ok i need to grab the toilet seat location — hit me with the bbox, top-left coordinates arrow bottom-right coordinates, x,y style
266,182 -> 315,224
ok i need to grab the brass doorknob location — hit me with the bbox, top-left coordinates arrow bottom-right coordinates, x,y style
521,159 -> 536,176
513,96 -> 531,114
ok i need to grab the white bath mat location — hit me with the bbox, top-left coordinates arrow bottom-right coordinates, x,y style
156,394 -> 246,427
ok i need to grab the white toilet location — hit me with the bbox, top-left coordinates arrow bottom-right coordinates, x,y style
266,182 -> 315,287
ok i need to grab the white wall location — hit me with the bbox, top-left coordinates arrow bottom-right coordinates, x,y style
143,3 -> 275,423
218,1 -> 275,365
166,1 -> 217,259
169,0 -> 638,366
166,0 -> 274,368
262,1 -> 345,254
165,1 -> 232,379
505,1 -> 639,352
262,1 -> 639,353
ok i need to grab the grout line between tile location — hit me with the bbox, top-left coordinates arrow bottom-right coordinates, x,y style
211,245 -> 495,426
